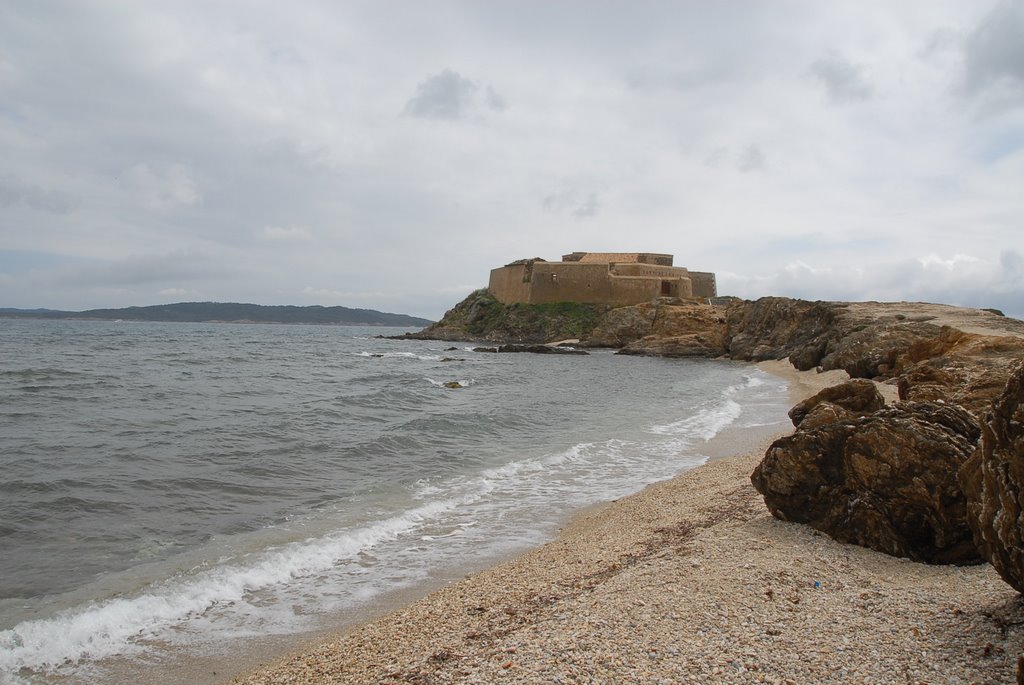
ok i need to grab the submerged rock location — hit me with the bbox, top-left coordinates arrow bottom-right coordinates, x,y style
442,381 -> 464,389
496,344 -> 589,355
752,401 -> 982,565
959,361 -> 1024,592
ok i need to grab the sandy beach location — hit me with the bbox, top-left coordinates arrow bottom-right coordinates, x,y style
227,361 -> 1024,685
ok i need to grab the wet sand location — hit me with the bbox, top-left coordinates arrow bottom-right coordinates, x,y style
225,362 -> 1023,684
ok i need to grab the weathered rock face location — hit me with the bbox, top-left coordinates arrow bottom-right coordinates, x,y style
817,320 -> 943,379
751,401 -> 983,565
787,379 -> 885,428
726,299 -> 1024,384
898,329 -> 1024,416
585,300 -> 727,356
959,361 -> 1024,591
725,298 -> 838,370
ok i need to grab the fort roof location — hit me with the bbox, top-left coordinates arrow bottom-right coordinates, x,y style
562,252 -> 675,266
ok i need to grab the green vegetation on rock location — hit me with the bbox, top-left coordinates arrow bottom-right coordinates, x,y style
407,289 -> 609,343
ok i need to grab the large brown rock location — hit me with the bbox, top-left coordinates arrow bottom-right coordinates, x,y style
752,401 -> 983,565
788,379 -> 886,428
725,298 -> 838,370
959,361 -> 1024,592
586,300 -> 728,356
898,330 -> 1024,416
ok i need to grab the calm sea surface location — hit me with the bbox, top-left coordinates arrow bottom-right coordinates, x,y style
0,319 -> 791,684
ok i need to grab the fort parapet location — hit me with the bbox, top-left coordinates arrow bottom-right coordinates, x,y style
488,252 -> 717,307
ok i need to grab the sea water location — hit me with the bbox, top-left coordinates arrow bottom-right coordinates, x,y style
0,319 -> 792,684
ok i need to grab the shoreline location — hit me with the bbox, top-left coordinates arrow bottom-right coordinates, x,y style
226,360 -> 1024,684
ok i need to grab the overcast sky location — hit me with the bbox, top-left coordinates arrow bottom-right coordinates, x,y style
1,1 -> 1022,320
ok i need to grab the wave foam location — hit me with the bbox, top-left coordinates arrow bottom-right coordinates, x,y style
0,498 -> 468,676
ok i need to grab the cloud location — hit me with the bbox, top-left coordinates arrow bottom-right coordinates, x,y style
301,286 -> 388,301
809,52 -> 874,103
260,225 -> 313,242
0,175 -> 77,213
962,0 -> 1024,109
541,188 -> 600,218
158,287 -> 201,298
124,163 -> 200,211
736,145 -> 766,173
0,3 -> 1020,322
59,250 -> 221,287
403,69 -> 507,120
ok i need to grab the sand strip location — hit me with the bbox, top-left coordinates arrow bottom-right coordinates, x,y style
228,364 -> 1023,685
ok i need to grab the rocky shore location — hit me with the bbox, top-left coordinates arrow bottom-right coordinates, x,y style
227,296 -> 1024,684
227,360 -> 1023,685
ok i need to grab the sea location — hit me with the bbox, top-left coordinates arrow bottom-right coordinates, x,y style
0,318 -> 792,684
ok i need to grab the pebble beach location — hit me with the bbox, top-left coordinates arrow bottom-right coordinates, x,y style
227,362 -> 1024,685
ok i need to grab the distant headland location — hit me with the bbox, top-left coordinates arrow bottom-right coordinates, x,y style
0,302 -> 434,327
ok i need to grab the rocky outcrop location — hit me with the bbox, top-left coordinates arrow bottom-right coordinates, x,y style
726,299 -> 1023,388
590,300 -> 728,357
897,328 -> 1024,416
724,298 -> 838,370
397,290 -> 609,344
959,361 -> 1024,591
751,398 -> 983,565
787,379 -> 886,429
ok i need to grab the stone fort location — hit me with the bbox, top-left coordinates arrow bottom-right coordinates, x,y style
488,252 -> 717,307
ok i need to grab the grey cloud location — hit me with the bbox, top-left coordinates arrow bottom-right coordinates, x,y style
0,176 -> 77,214
58,251 -> 223,287
736,145 -> 766,173
626,62 -> 736,91
963,1 -> 1024,102
810,52 -> 874,103
124,163 -> 201,211
542,189 -> 600,218
403,69 -> 506,120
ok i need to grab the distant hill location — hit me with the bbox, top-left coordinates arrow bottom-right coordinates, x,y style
0,302 -> 433,327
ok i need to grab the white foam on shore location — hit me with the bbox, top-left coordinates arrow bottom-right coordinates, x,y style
0,497 -> 473,676
0,365 -> 790,683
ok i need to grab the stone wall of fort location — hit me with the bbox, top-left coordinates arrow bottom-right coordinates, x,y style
487,252 -> 716,307
489,261 -> 697,306
689,271 -> 717,299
